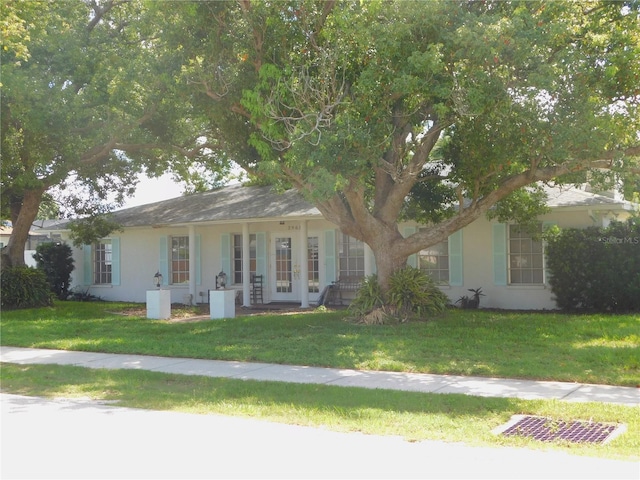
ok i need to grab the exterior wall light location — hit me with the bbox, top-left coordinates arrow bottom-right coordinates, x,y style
153,271 -> 163,289
216,270 -> 227,290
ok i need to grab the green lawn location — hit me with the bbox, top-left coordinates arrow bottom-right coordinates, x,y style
1,301 -> 638,386
1,301 -> 639,461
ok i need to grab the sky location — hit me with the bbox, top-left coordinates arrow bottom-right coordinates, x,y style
121,173 -> 186,209
121,161 -> 246,209
121,167 -> 244,209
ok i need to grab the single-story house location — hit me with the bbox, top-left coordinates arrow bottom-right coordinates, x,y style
47,183 -> 637,310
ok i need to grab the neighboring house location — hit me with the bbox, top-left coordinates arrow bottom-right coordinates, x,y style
49,183 -> 637,310
0,222 -> 62,267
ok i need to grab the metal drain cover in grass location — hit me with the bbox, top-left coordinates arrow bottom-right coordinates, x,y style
494,415 -> 626,444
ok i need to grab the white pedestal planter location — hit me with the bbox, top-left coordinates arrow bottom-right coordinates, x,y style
210,289 -> 235,319
146,289 -> 171,320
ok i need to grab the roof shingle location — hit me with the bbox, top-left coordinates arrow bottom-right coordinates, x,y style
108,184 -> 321,227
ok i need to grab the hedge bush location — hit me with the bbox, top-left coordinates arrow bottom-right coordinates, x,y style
545,218 -> 640,312
1,266 -> 54,309
33,242 -> 75,300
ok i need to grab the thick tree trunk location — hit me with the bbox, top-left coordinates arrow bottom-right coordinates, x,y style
360,226 -> 409,294
370,242 -> 409,294
1,188 -> 45,269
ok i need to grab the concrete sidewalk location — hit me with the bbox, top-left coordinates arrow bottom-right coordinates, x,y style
1,346 -> 638,406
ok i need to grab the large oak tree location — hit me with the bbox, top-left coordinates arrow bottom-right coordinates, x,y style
4,0 -> 638,296
169,0 -> 639,291
1,0 -> 224,268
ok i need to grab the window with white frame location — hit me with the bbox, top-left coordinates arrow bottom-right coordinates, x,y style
232,234 -> 256,284
338,233 -> 365,279
418,240 -> 449,284
171,236 -> 189,284
94,240 -> 112,285
508,224 -> 544,284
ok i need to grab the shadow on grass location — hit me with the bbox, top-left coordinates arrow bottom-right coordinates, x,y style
2,304 -> 639,386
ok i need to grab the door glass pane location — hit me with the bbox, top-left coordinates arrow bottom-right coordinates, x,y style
275,237 -> 292,293
308,236 -> 319,293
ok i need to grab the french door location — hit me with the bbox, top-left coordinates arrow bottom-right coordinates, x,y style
272,236 -> 297,301
270,234 -> 323,302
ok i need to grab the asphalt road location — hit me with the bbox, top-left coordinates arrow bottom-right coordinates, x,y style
1,393 -> 638,480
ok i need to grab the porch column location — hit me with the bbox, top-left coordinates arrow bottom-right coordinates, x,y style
188,225 -> 196,305
242,222 -> 251,307
299,220 -> 309,308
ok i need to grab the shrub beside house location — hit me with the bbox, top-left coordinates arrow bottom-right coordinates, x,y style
546,218 -> 640,312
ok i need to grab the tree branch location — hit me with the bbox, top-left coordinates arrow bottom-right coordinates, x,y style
87,0 -> 128,33
309,0 -> 336,50
258,59 -> 349,151
400,150 -> 639,258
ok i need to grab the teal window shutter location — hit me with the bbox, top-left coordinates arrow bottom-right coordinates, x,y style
111,237 -> 120,286
542,221 -> 557,284
83,244 -> 92,285
448,230 -> 463,286
159,236 -> 169,285
255,232 -> 267,279
195,234 -> 201,286
404,226 -> 417,268
492,223 -> 507,286
324,230 -> 336,283
220,233 -> 231,277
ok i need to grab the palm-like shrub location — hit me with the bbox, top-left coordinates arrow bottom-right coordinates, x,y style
348,267 -> 449,324
347,275 -> 385,323
387,266 -> 450,320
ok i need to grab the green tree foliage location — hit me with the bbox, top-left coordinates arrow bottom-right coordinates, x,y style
0,0 -> 226,269
164,0 -> 640,297
33,242 -> 75,300
67,215 -> 123,248
545,219 -> 640,312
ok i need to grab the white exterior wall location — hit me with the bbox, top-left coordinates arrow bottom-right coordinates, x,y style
68,218 -> 339,305
69,227 -> 164,303
435,208 -> 622,310
64,204 -> 631,310
25,250 -> 37,267
444,218 -> 556,310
